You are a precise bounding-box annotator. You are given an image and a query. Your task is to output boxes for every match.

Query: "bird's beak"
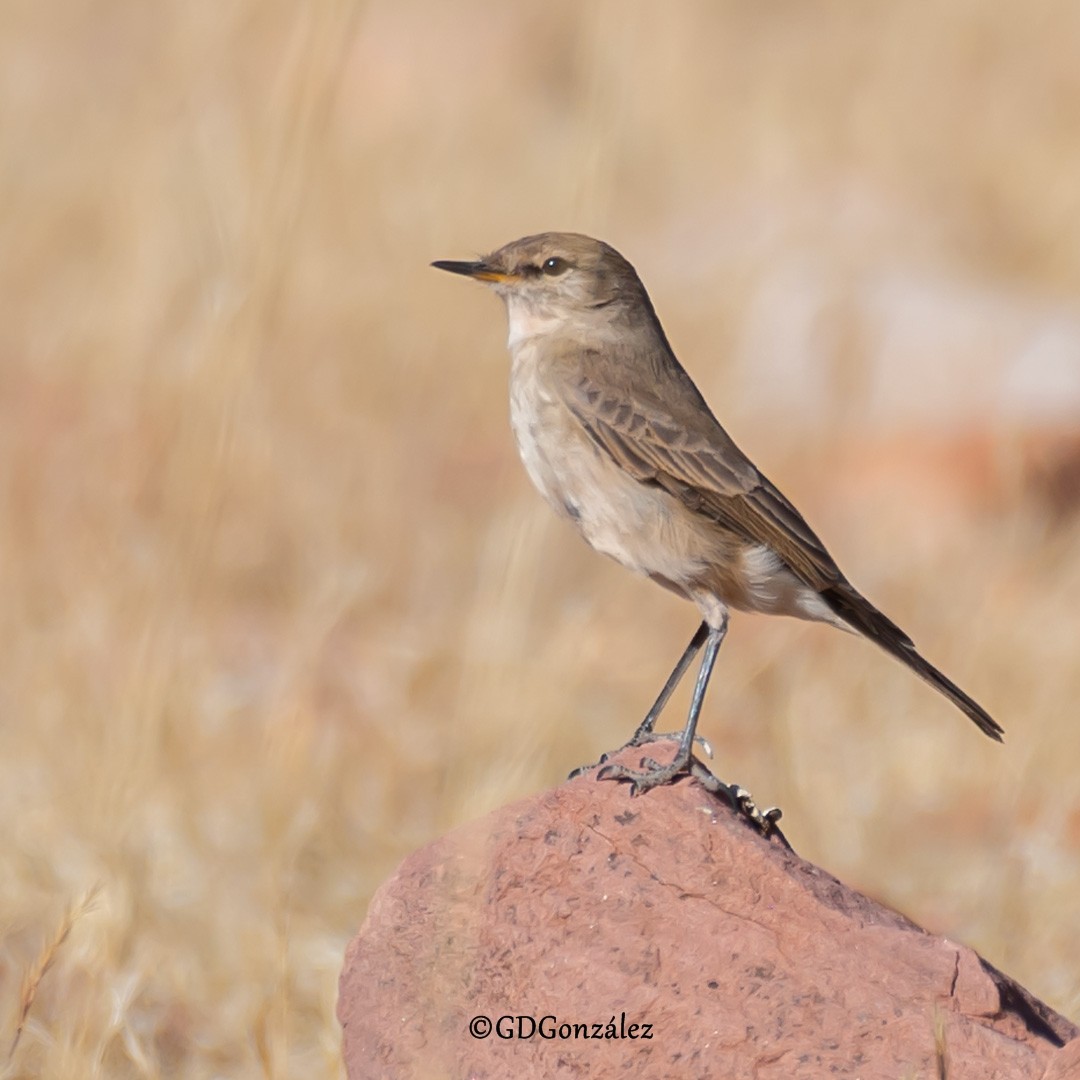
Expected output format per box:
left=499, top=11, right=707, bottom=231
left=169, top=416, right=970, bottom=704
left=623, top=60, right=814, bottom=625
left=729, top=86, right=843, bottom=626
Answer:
left=431, top=259, right=515, bottom=284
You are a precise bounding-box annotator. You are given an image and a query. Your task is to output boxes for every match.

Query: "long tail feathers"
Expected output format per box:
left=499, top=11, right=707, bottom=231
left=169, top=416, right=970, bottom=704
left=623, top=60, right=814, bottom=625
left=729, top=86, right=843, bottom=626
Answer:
left=822, top=584, right=1004, bottom=742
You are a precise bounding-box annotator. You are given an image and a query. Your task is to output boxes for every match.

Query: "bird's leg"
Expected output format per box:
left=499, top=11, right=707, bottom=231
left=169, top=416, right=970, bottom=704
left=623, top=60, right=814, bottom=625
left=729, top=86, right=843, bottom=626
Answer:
left=598, top=613, right=728, bottom=795
left=628, top=620, right=709, bottom=744
left=566, top=621, right=710, bottom=779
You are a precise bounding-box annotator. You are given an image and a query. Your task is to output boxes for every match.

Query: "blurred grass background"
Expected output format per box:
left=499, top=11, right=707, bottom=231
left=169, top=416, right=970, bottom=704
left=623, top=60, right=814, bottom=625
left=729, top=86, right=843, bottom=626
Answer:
left=1, top=1, right=1079, bottom=1075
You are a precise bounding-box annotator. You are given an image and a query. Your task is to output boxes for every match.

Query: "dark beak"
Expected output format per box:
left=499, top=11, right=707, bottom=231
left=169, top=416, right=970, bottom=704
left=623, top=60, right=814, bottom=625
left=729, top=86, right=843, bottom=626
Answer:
left=431, top=259, right=513, bottom=284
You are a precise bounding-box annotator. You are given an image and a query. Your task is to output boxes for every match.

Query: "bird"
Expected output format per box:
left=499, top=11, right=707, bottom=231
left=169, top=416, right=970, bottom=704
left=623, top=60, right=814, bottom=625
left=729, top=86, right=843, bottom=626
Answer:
left=432, top=232, right=1002, bottom=795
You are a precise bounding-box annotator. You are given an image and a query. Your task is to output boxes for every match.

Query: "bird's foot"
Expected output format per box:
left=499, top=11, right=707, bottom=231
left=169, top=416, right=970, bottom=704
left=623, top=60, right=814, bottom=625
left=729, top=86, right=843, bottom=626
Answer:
left=593, top=751, right=783, bottom=838
left=595, top=751, right=693, bottom=795
left=567, top=729, right=711, bottom=781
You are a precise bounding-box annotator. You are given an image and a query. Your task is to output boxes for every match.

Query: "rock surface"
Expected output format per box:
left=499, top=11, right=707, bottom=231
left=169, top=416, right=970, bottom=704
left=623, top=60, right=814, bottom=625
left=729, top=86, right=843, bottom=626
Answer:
left=338, top=745, right=1079, bottom=1079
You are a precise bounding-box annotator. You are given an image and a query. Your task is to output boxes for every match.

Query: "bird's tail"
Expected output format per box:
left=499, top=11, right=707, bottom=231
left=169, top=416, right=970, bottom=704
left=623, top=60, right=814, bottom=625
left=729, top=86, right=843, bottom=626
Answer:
left=822, top=583, right=1004, bottom=742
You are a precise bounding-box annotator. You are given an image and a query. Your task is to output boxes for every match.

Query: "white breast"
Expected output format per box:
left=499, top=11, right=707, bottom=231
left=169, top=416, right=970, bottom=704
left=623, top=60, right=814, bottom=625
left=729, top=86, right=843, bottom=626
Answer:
left=506, top=302, right=565, bottom=351
left=507, top=340, right=711, bottom=589
left=508, top=342, right=566, bottom=511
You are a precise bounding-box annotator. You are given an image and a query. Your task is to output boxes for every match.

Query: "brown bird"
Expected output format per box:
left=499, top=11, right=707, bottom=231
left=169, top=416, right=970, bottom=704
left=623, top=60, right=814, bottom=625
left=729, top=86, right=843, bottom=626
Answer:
left=433, top=232, right=1002, bottom=794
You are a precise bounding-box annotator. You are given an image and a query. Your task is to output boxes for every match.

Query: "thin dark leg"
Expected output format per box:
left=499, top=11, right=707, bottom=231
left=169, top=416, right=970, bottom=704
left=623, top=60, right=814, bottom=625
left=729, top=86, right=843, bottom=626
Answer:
left=567, top=620, right=710, bottom=779
left=675, top=619, right=724, bottom=759
left=629, top=620, right=709, bottom=742
left=598, top=613, right=728, bottom=795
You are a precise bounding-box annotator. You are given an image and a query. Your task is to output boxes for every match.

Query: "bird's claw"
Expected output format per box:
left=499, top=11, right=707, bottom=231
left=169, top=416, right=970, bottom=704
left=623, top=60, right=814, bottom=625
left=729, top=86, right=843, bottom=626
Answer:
left=568, top=730, right=711, bottom=780
left=594, top=755, right=783, bottom=838
left=596, top=754, right=692, bottom=796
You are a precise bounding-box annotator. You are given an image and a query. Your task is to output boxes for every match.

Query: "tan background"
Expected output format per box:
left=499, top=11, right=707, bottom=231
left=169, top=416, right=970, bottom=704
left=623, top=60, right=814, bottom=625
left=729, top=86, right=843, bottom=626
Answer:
left=1, top=2, right=1078, bottom=1076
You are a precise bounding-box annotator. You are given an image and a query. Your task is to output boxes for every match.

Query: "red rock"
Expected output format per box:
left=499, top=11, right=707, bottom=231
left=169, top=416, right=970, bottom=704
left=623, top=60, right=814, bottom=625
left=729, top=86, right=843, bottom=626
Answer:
left=338, top=745, right=1077, bottom=1079
left=1042, top=1038, right=1080, bottom=1079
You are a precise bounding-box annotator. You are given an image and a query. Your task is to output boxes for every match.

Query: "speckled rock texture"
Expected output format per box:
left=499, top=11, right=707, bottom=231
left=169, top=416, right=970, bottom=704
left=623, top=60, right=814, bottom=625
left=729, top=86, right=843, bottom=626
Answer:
left=339, top=745, right=1078, bottom=1079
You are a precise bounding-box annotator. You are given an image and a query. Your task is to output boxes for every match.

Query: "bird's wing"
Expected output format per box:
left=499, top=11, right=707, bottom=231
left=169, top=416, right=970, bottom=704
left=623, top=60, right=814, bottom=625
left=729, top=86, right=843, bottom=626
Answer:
left=559, top=362, right=845, bottom=591
left=558, top=352, right=996, bottom=733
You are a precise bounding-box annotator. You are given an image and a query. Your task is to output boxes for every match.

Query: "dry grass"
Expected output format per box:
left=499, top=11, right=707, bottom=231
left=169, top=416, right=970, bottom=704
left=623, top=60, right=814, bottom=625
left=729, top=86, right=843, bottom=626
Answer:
left=0, top=2, right=1078, bottom=1075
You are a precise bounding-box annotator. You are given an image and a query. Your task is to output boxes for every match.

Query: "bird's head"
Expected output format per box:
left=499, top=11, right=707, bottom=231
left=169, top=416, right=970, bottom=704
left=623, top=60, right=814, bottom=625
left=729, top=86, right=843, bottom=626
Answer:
left=433, top=232, right=649, bottom=345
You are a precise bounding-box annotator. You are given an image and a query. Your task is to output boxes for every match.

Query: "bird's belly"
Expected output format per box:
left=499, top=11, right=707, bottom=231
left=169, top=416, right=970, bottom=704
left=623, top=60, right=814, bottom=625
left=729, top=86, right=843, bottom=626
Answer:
left=509, top=376, right=710, bottom=588
left=507, top=366, right=837, bottom=628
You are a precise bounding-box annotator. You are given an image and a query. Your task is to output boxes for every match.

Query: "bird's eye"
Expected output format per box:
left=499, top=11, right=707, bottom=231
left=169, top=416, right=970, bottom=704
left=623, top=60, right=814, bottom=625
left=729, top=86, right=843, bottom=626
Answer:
left=542, top=256, right=570, bottom=276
